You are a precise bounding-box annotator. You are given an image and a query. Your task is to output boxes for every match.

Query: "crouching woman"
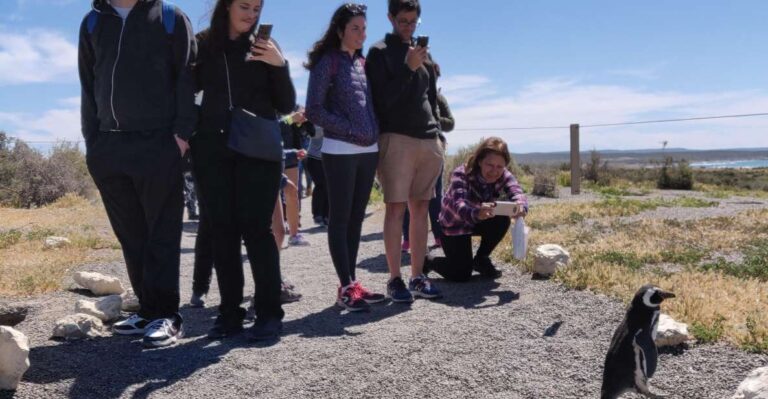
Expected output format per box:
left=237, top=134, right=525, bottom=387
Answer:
left=425, top=137, right=528, bottom=282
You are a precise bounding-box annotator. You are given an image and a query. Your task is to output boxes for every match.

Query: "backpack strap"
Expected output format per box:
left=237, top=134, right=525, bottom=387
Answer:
left=86, top=10, right=99, bottom=34
left=161, top=2, right=176, bottom=35
left=87, top=2, right=175, bottom=35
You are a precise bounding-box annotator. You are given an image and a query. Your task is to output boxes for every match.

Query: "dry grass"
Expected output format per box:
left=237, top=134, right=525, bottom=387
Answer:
left=497, top=198, right=768, bottom=352
left=0, top=194, right=120, bottom=297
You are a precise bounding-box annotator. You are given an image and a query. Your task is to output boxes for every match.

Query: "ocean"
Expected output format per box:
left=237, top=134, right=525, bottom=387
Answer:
left=690, top=159, right=768, bottom=169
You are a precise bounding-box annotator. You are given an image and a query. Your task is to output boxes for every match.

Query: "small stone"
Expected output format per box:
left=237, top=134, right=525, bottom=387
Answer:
left=121, top=290, right=140, bottom=312
left=44, top=236, right=71, bottom=249
left=655, top=314, right=691, bottom=347
left=74, top=295, right=122, bottom=322
left=72, top=271, right=124, bottom=296
left=732, top=366, right=768, bottom=399
left=0, top=304, right=28, bottom=327
left=0, top=326, right=30, bottom=391
left=533, top=244, right=571, bottom=276
left=52, top=314, right=106, bottom=340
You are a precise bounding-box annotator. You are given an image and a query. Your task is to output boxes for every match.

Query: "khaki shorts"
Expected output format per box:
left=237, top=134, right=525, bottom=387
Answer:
left=377, top=133, right=444, bottom=203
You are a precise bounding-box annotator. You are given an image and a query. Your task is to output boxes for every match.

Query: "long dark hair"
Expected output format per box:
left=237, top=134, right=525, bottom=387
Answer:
left=304, top=3, right=367, bottom=70
left=465, top=137, right=512, bottom=176
left=208, top=0, right=261, bottom=52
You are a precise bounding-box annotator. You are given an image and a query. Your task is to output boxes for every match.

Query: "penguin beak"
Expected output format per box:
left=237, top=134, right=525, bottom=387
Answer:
left=658, top=290, right=676, bottom=299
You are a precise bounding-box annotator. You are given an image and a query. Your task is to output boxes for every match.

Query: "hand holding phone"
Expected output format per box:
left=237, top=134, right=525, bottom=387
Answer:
left=416, top=35, right=429, bottom=48
left=246, top=24, right=274, bottom=61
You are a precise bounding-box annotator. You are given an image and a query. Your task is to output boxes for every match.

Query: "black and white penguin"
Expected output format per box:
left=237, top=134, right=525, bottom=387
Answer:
left=601, top=284, right=676, bottom=399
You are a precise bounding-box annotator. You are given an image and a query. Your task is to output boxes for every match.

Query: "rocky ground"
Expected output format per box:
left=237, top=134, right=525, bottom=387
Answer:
left=2, top=193, right=767, bottom=399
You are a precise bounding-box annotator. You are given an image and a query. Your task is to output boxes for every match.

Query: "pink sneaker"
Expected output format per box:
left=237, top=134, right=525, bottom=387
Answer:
left=353, top=281, right=386, bottom=304
left=401, top=240, right=410, bottom=253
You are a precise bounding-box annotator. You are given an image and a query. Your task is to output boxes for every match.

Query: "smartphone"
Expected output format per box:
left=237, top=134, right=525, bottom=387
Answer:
left=494, top=201, right=519, bottom=217
left=416, top=35, right=429, bottom=48
left=256, top=24, right=273, bottom=41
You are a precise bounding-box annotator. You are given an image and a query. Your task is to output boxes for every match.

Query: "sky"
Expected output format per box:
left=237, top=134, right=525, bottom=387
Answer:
left=1, top=0, right=768, bottom=154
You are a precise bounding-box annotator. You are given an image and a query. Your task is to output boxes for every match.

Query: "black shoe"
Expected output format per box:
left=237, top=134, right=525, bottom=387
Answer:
left=188, top=212, right=199, bottom=221
left=473, top=257, right=502, bottom=279
left=207, top=315, right=245, bottom=339
left=248, top=318, right=282, bottom=341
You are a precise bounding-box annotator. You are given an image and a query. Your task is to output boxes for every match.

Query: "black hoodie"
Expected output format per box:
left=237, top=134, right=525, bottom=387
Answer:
left=78, top=0, right=197, bottom=145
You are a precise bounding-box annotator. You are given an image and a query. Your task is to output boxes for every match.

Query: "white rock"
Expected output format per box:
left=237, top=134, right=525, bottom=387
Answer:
left=0, top=326, right=30, bottom=391
left=121, top=290, right=140, bottom=312
left=52, top=314, right=106, bottom=340
left=44, top=236, right=70, bottom=249
left=533, top=244, right=571, bottom=276
left=72, top=271, right=124, bottom=296
left=74, top=295, right=122, bottom=322
left=655, top=314, right=691, bottom=347
left=732, top=366, right=768, bottom=399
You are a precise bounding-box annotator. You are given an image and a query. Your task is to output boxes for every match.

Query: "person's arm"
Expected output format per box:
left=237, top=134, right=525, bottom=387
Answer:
left=501, top=170, right=529, bottom=213
left=78, top=17, right=98, bottom=149
left=444, top=168, right=483, bottom=224
left=262, top=39, right=296, bottom=115
left=304, top=54, right=353, bottom=135
left=437, top=93, right=455, bottom=133
left=365, top=46, right=416, bottom=117
left=170, top=8, right=197, bottom=140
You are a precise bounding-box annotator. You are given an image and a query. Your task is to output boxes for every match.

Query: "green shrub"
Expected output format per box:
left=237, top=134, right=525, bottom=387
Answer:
left=658, top=157, right=694, bottom=190
left=532, top=169, right=559, bottom=198
left=690, top=315, right=726, bottom=343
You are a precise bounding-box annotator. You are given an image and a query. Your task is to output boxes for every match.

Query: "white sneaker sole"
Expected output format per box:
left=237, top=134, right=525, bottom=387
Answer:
left=143, top=330, right=183, bottom=348
left=336, top=300, right=369, bottom=312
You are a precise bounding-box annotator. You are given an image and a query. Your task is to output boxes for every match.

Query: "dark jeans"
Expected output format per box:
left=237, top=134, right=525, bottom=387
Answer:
left=306, top=157, right=328, bottom=219
left=86, top=129, right=183, bottom=320
left=323, top=152, right=378, bottom=287
left=403, top=165, right=444, bottom=242
left=429, top=216, right=511, bottom=282
left=192, top=199, right=214, bottom=295
left=191, top=132, right=284, bottom=322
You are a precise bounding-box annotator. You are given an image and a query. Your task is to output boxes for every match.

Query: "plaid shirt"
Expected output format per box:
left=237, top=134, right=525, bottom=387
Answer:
left=439, top=165, right=528, bottom=236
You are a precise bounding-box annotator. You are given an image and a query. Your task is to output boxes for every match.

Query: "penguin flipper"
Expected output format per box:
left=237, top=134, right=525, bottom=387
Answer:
left=636, top=329, right=658, bottom=377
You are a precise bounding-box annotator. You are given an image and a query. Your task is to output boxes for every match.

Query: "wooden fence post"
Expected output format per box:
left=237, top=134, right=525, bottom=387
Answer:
left=570, top=124, right=580, bottom=195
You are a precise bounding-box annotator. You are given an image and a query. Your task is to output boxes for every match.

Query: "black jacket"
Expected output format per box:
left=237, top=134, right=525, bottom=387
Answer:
left=194, top=30, right=296, bottom=137
left=78, top=0, right=198, bottom=144
left=437, top=92, right=455, bottom=133
left=365, top=34, right=440, bottom=140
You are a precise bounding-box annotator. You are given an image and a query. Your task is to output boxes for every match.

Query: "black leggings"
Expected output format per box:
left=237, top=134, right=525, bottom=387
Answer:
left=323, top=152, right=378, bottom=287
left=192, top=132, right=284, bottom=322
left=429, top=216, right=511, bottom=282
left=306, top=157, right=328, bottom=219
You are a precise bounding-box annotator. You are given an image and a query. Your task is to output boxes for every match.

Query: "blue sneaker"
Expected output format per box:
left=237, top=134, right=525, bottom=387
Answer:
left=409, top=275, right=442, bottom=299
left=387, top=277, right=413, bottom=303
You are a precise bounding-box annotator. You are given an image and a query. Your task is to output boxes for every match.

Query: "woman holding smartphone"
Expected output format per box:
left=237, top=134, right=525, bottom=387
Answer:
left=305, top=3, right=385, bottom=312
left=424, top=137, right=528, bottom=282
left=191, top=0, right=295, bottom=340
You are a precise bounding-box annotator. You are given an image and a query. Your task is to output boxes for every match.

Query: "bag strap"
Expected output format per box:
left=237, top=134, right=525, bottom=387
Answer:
left=223, top=54, right=234, bottom=111
left=160, top=2, right=176, bottom=35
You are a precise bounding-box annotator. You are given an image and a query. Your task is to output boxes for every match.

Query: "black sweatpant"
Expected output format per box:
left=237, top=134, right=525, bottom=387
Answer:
left=429, top=216, right=511, bottom=282
left=192, top=198, right=214, bottom=296
left=86, top=129, right=183, bottom=320
left=191, top=132, right=284, bottom=322
left=306, top=157, right=328, bottom=220
left=323, top=152, right=378, bottom=287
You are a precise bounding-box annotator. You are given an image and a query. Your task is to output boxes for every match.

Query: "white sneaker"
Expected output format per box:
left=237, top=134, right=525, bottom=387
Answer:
left=143, top=316, right=183, bottom=348
left=113, top=314, right=150, bottom=335
left=288, top=234, right=310, bottom=246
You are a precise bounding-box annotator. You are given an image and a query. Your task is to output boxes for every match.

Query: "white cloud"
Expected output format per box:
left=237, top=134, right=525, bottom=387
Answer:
left=439, top=74, right=495, bottom=106
left=445, top=78, right=768, bottom=153
left=0, top=98, right=81, bottom=143
left=0, top=29, right=78, bottom=85
left=284, top=50, right=308, bottom=80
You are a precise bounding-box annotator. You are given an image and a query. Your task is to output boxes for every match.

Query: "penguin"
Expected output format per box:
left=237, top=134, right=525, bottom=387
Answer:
left=601, top=284, right=676, bottom=399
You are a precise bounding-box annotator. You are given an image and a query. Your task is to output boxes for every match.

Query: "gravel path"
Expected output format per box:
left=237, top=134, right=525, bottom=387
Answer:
left=3, top=196, right=766, bottom=399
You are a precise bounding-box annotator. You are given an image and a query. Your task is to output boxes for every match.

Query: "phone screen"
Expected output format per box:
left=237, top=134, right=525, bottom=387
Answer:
left=416, top=35, right=429, bottom=48
left=257, top=24, right=273, bottom=41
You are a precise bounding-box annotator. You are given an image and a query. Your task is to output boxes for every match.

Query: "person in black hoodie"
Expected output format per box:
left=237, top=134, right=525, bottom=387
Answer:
left=192, top=0, right=296, bottom=341
left=78, top=0, right=197, bottom=348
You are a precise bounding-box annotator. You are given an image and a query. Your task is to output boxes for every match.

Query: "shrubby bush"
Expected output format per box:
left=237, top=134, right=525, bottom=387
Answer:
left=532, top=169, right=559, bottom=198
left=657, top=157, right=693, bottom=190
left=0, top=132, right=94, bottom=208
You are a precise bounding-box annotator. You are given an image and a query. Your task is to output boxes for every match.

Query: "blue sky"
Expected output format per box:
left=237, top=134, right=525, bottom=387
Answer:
left=1, top=0, right=768, bottom=153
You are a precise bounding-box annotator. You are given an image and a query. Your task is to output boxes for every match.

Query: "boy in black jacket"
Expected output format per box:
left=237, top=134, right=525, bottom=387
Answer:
left=366, top=0, right=444, bottom=303
left=78, top=0, right=197, bottom=348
